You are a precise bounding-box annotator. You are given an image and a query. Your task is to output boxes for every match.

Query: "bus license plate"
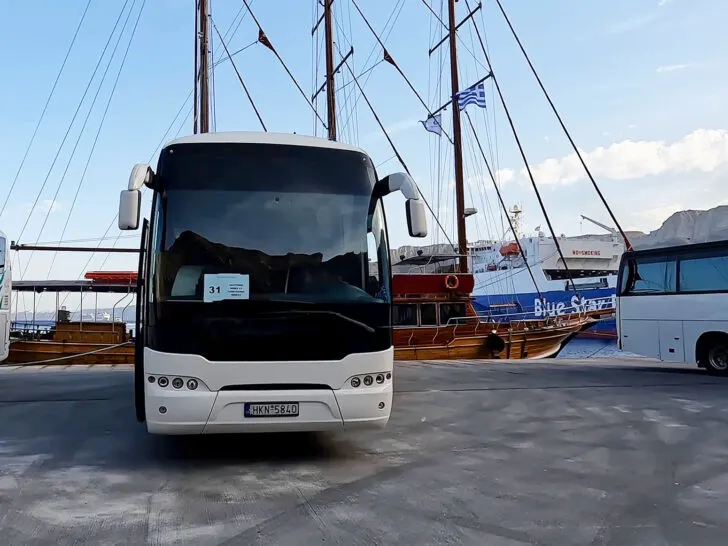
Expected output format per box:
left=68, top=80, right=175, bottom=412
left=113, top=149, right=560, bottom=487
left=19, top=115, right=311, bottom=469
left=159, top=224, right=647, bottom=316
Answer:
left=244, top=402, right=299, bottom=418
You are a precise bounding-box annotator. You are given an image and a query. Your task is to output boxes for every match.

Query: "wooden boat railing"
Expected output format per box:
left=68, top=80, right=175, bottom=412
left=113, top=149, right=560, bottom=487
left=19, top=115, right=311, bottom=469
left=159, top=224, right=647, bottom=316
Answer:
left=396, top=307, right=600, bottom=350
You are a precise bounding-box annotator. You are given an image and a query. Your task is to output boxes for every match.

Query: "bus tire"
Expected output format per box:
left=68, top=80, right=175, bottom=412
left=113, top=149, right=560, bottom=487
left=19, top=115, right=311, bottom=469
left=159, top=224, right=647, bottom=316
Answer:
left=697, top=333, right=728, bottom=376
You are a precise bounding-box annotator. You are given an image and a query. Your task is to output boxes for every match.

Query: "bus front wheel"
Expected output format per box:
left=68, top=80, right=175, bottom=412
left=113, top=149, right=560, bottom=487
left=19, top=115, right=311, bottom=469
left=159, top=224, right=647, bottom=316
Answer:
left=697, top=333, right=728, bottom=376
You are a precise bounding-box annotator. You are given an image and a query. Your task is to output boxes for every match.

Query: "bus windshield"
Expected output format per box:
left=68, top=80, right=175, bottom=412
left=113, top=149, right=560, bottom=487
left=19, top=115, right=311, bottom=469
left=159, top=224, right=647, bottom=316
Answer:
left=153, top=142, right=390, bottom=305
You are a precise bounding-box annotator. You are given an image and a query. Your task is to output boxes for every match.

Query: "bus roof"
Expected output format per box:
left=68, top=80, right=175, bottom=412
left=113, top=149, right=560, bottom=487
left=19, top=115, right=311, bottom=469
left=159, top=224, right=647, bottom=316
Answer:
left=163, top=131, right=368, bottom=155
left=623, top=238, right=728, bottom=259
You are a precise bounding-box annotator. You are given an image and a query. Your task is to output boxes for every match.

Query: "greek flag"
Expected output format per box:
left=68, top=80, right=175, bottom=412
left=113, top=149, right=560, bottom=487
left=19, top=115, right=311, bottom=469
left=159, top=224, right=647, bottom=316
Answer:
left=456, top=82, right=486, bottom=111
left=420, top=113, right=443, bottom=136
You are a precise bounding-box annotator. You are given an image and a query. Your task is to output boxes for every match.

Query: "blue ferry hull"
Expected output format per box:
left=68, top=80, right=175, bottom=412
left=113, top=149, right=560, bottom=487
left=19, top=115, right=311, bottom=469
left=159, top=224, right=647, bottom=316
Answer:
left=471, top=286, right=617, bottom=339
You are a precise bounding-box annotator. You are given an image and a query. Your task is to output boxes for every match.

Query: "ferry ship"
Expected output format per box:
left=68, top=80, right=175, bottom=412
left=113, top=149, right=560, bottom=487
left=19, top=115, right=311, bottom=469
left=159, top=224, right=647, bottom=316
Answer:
left=392, top=209, right=625, bottom=339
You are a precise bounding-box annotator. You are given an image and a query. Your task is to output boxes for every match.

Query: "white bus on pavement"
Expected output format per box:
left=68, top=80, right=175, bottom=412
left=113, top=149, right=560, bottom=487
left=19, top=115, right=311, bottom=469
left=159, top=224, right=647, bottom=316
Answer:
left=617, top=239, right=728, bottom=375
left=118, top=131, right=428, bottom=434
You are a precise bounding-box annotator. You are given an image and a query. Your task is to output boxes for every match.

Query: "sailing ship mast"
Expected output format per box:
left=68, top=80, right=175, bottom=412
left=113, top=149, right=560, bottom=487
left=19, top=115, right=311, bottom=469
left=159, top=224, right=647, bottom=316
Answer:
left=195, top=0, right=211, bottom=134
left=323, top=0, right=337, bottom=141
left=447, top=0, right=468, bottom=274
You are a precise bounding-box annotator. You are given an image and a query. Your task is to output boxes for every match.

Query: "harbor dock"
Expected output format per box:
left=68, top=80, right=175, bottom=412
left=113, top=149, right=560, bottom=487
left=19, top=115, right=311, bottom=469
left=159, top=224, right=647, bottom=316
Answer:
left=0, top=357, right=726, bottom=545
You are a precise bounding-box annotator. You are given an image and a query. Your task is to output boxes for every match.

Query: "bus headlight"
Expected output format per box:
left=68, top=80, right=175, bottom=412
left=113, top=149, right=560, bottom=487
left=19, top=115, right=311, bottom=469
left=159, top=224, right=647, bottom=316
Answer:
left=158, top=377, right=169, bottom=387
left=172, top=378, right=184, bottom=389
left=187, top=379, right=198, bottom=390
left=351, top=377, right=361, bottom=387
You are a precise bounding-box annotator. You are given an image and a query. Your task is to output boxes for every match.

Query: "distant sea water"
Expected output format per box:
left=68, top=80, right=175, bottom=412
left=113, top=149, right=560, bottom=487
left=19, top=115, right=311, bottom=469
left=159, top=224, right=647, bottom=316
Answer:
left=558, top=338, right=646, bottom=360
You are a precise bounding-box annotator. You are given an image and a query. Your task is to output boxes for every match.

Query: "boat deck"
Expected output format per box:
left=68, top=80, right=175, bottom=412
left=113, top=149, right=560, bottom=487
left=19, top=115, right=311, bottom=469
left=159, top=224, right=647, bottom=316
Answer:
left=0, top=359, right=727, bottom=545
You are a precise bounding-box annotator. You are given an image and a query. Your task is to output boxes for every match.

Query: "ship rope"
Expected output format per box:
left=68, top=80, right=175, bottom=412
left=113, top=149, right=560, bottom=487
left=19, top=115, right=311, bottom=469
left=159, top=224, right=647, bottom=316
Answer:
left=59, top=2, right=256, bottom=315
left=14, top=0, right=143, bottom=317
left=210, top=19, right=267, bottom=131
left=0, top=0, right=94, bottom=221
left=492, top=0, right=632, bottom=251
left=16, top=0, right=138, bottom=253
left=43, top=0, right=148, bottom=281
left=242, top=0, right=327, bottom=131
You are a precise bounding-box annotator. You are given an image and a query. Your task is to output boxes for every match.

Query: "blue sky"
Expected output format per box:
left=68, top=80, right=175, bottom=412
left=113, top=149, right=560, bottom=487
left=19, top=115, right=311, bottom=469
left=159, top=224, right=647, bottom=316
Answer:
left=1, top=0, right=727, bottom=310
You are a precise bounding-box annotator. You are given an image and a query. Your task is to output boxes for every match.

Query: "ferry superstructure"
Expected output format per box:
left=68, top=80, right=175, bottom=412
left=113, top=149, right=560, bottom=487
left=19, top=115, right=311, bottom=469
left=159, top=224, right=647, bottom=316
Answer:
left=469, top=230, right=623, bottom=338
left=392, top=214, right=625, bottom=339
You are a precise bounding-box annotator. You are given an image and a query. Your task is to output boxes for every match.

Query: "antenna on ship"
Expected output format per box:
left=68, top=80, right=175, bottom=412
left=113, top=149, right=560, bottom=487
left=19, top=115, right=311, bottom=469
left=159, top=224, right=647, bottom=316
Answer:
left=509, top=205, right=522, bottom=239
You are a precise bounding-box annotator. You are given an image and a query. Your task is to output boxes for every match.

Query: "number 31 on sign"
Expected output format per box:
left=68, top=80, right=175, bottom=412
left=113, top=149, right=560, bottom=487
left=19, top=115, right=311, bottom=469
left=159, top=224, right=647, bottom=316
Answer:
left=203, top=274, right=250, bottom=302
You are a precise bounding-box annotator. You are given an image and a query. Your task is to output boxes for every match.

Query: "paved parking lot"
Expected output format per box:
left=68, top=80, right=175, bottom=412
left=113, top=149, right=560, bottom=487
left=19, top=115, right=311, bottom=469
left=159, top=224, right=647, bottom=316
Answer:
left=0, top=359, right=727, bottom=545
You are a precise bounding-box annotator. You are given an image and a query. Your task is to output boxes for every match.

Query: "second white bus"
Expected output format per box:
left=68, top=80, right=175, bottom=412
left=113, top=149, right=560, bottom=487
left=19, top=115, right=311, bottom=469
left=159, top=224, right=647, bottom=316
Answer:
left=616, top=239, right=728, bottom=375
left=0, top=231, right=10, bottom=362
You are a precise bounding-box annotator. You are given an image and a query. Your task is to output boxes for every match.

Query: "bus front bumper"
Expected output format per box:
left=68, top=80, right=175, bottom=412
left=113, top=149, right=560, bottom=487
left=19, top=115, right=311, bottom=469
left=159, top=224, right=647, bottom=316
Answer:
left=144, top=385, right=392, bottom=434
left=142, top=347, right=394, bottom=435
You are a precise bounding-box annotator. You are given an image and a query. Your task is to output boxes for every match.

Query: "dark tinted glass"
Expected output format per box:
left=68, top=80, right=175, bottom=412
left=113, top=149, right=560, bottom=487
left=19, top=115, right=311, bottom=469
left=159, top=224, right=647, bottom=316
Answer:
left=679, top=254, right=728, bottom=292
left=420, top=303, right=438, bottom=325
left=153, top=142, right=389, bottom=304
left=440, top=303, right=467, bottom=325
left=393, top=304, right=417, bottom=326
left=621, top=257, right=676, bottom=295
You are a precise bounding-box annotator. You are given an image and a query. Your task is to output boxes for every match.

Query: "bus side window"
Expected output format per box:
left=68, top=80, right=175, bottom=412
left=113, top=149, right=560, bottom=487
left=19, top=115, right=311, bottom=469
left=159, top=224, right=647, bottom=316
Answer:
left=679, top=254, right=728, bottom=292
left=627, top=258, right=676, bottom=294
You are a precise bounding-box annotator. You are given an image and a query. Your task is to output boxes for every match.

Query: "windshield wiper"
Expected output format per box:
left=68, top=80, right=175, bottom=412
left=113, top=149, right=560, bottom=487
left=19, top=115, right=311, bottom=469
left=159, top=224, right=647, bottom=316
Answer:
left=258, top=310, right=375, bottom=333
left=250, top=297, right=314, bottom=304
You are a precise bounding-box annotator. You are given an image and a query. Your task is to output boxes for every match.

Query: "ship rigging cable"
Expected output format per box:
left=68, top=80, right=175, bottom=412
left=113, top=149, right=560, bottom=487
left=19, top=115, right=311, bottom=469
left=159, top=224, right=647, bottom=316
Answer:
left=465, top=111, right=542, bottom=299
left=0, top=0, right=93, bottom=220
left=210, top=19, right=267, bottom=131
left=451, top=0, right=577, bottom=291
left=14, top=0, right=138, bottom=316
left=15, top=0, right=135, bottom=247
left=492, top=0, right=632, bottom=251
left=336, top=43, right=455, bottom=249
left=28, top=0, right=146, bottom=281
left=73, top=7, right=255, bottom=282
left=330, top=0, right=407, bottom=137
left=242, top=0, right=328, bottom=130
left=46, top=0, right=148, bottom=280
left=63, top=3, right=258, bottom=313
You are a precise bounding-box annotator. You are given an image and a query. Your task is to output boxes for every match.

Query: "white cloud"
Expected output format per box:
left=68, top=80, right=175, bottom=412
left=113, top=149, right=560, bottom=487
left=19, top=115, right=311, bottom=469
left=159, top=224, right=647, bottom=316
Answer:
left=656, top=63, right=691, bottom=73
left=604, top=14, right=656, bottom=35
left=506, top=128, right=728, bottom=186
left=658, top=0, right=673, bottom=6
left=39, top=199, right=61, bottom=213
left=20, top=199, right=62, bottom=216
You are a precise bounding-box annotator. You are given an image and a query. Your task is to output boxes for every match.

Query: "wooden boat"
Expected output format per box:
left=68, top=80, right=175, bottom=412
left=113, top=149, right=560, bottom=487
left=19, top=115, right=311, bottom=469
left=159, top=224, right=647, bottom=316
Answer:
left=9, top=321, right=134, bottom=365
left=7, top=271, right=136, bottom=365
left=392, top=265, right=605, bottom=361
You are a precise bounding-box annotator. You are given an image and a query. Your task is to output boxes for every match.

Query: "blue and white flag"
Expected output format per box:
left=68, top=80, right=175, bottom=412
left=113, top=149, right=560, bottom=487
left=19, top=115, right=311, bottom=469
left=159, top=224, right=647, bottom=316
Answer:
left=420, top=113, right=443, bottom=136
left=456, top=82, right=486, bottom=111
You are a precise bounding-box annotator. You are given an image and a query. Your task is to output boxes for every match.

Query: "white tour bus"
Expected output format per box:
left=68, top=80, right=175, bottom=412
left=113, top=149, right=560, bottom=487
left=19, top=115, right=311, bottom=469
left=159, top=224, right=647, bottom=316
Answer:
left=118, top=132, right=428, bottom=434
left=0, top=231, right=10, bottom=362
left=617, top=240, right=728, bottom=375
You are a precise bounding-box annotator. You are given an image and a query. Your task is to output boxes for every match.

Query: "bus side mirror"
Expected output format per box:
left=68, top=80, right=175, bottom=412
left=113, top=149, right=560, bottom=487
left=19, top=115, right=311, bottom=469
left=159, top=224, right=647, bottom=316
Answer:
left=377, top=172, right=428, bottom=238
left=406, top=199, right=427, bottom=238
left=119, top=189, right=141, bottom=230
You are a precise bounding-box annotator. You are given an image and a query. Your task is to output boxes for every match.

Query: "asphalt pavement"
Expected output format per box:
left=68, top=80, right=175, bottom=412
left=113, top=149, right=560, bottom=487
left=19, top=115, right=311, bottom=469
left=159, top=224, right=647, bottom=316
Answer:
left=0, top=358, right=727, bottom=545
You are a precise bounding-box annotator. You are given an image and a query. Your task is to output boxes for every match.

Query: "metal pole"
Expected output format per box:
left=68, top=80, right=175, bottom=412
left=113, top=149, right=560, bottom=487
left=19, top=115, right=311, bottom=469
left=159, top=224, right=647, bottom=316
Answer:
left=447, top=0, right=468, bottom=273
left=324, top=0, right=337, bottom=140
